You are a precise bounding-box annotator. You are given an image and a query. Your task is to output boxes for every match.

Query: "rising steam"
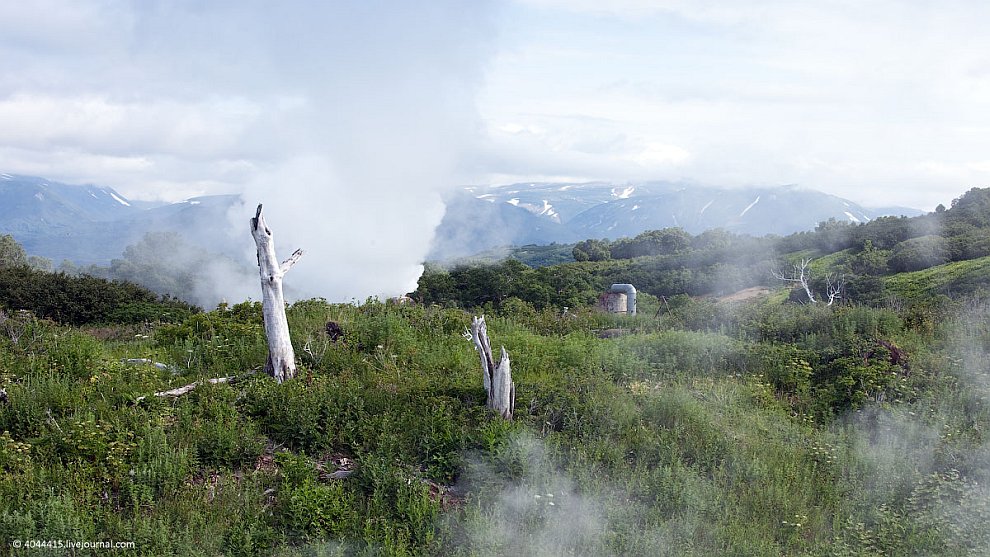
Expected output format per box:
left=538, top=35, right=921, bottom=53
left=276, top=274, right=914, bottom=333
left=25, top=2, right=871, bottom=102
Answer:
left=229, top=3, right=499, bottom=302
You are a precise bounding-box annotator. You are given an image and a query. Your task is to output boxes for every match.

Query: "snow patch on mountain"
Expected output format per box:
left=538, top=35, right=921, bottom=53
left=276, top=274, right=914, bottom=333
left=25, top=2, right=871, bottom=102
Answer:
left=109, top=192, right=131, bottom=207
left=612, top=186, right=635, bottom=199
left=739, top=196, right=760, bottom=217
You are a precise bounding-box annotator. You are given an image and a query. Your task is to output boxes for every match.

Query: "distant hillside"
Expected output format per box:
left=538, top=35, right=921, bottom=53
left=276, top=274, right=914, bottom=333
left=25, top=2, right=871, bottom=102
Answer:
left=430, top=182, right=923, bottom=259
left=1, top=174, right=923, bottom=266
left=0, top=174, right=241, bottom=264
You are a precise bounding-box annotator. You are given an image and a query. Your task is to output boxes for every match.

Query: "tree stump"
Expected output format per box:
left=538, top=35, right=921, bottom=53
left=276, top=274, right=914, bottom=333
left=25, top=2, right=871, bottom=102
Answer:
left=251, top=204, right=303, bottom=383
left=468, top=316, right=514, bottom=419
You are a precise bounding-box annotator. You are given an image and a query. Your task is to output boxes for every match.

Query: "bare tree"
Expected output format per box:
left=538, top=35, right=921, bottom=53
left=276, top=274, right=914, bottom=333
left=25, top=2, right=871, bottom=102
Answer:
left=772, top=258, right=817, bottom=303
left=465, top=316, right=514, bottom=419
left=772, top=258, right=845, bottom=306
left=824, top=272, right=845, bottom=306
left=251, top=204, right=303, bottom=383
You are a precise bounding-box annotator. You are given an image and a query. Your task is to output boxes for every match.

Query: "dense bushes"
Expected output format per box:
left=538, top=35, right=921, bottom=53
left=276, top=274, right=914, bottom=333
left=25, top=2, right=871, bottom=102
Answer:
left=0, top=266, right=197, bottom=325
left=412, top=259, right=601, bottom=310
left=1, top=291, right=988, bottom=555
left=888, top=235, right=950, bottom=272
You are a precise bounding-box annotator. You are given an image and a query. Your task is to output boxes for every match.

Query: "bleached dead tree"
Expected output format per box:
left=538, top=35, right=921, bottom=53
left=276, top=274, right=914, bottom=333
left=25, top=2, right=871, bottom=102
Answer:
left=824, top=273, right=845, bottom=306
left=466, top=316, right=514, bottom=419
left=251, top=204, right=303, bottom=383
left=772, top=258, right=845, bottom=306
left=772, top=258, right=817, bottom=303
left=133, top=377, right=233, bottom=403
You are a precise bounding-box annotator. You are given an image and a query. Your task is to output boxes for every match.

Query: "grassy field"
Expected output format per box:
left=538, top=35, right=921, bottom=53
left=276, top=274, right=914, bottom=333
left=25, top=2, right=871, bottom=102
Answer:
left=2, top=294, right=989, bottom=556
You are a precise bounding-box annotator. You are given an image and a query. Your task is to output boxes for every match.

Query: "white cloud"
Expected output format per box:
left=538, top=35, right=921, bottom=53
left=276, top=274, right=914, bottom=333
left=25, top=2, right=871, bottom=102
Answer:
left=486, top=0, right=990, bottom=210
left=0, top=94, right=278, bottom=160
left=0, top=1, right=499, bottom=301
left=626, top=142, right=691, bottom=167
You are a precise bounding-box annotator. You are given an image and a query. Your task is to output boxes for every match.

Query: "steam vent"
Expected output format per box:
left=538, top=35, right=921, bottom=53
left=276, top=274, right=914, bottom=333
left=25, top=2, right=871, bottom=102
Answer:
left=599, top=283, right=637, bottom=315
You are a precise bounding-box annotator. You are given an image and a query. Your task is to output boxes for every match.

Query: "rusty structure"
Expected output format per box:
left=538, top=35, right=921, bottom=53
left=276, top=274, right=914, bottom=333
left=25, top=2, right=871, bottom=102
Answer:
left=598, top=283, right=637, bottom=316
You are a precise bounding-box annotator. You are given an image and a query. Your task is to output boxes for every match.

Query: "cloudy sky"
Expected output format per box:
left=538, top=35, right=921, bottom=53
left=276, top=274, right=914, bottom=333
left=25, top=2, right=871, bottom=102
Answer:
left=1, top=1, right=989, bottom=296
left=478, top=0, right=990, bottom=210
left=2, top=0, right=989, bottom=211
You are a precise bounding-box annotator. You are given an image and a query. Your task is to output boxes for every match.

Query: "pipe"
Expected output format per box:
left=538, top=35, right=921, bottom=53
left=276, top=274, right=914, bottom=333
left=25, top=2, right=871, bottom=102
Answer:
left=609, top=283, right=637, bottom=316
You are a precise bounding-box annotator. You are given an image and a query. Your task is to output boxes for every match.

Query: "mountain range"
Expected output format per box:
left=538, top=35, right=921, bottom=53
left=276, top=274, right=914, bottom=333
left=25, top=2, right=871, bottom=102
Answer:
left=428, top=181, right=922, bottom=259
left=0, top=174, right=924, bottom=265
left=0, top=174, right=241, bottom=264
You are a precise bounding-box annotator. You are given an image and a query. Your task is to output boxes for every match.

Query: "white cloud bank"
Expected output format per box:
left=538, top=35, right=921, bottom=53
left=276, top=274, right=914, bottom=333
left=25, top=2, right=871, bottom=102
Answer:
left=0, top=1, right=498, bottom=300
left=480, top=0, right=990, bottom=209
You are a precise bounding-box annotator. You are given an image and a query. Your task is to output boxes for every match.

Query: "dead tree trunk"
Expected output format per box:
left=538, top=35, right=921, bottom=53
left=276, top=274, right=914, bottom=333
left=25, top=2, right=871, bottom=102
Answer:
left=251, top=204, right=303, bottom=383
left=468, top=316, right=514, bottom=419
left=772, top=258, right=846, bottom=306
left=772, top=258, right=817, bottom=303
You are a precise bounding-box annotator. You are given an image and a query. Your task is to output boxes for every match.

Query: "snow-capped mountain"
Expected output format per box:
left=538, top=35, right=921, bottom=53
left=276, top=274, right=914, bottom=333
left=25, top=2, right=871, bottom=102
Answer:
left=430, top=182, right=923, bottom=259
left=0, top=173, right=137, bottom=232
left=1, top=174, right=924, bottom=265
left=0, top=174, right=240, bottom=264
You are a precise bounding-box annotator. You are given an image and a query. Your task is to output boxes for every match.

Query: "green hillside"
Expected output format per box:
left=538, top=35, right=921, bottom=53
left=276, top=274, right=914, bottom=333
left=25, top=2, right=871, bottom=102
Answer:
left=884, top=255, right=990, bottom=300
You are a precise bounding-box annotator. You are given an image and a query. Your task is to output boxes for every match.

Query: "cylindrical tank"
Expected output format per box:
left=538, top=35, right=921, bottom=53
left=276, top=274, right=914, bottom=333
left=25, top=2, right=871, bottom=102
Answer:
left=609, top=284, right=637, bottom=315
left=601, top=292, right=628, bottom=314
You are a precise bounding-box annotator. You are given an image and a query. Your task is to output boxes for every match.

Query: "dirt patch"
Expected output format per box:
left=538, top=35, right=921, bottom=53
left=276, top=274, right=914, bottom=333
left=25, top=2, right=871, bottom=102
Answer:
left=718, top=286, right=772, bottom=303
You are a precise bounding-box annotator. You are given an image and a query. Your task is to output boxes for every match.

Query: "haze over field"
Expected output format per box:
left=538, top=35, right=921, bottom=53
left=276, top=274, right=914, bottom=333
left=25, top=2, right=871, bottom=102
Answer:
left=1, top=1, right=989, bottom=299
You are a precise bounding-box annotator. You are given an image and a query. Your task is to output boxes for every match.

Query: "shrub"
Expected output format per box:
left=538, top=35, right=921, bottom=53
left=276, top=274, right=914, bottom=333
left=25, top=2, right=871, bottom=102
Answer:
left=0, top=266, right=197, bottom=325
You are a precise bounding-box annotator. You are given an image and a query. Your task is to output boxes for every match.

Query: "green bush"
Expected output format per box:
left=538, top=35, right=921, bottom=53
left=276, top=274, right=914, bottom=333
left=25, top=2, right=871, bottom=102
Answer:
left=0, top=266, right=197, bottom=325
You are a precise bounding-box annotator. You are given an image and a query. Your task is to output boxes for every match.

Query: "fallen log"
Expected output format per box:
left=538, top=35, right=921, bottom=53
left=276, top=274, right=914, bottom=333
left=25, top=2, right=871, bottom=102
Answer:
left=133, top=377, right=234, bottom=403
left=121, top=358, right=175, bottom=372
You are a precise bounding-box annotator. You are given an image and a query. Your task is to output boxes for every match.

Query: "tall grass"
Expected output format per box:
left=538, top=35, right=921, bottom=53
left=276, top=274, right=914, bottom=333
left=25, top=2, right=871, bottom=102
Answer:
left=0, top=297, right=986, bottom=555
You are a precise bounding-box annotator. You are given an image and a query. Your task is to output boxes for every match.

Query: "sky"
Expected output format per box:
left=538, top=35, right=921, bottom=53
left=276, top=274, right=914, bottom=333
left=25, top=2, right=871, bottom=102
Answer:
left=1, top=0, right=989, bottom=297
left=477, top=0, right=990, bottom=210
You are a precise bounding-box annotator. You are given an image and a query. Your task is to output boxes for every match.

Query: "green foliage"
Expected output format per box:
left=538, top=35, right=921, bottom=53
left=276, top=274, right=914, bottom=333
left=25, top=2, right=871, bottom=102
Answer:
left=107, top=231, right=248, bottom=304
left=0, top=266, right=197, bottom=325
left=274, top=452, right=360, bottom=539
left=888, top=235, right=950, bottom=272
left=155, top=301, right=266, bottom=375
left=572, top=238, right=611, bottom=262
left=885, top=256, right=990, bottom=301
left=413, top=259, right=600, bottom=310
left=0, top=234, right=28, bottom=269
left=850, top=240, right=889, bottom=275
left=0, top=430, right=32, bottom=473
left=609, top=227, right=693, bottom=259
left=8, top=185, right=990, bottom=555
left=177, top=384, right=265, bottom=467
